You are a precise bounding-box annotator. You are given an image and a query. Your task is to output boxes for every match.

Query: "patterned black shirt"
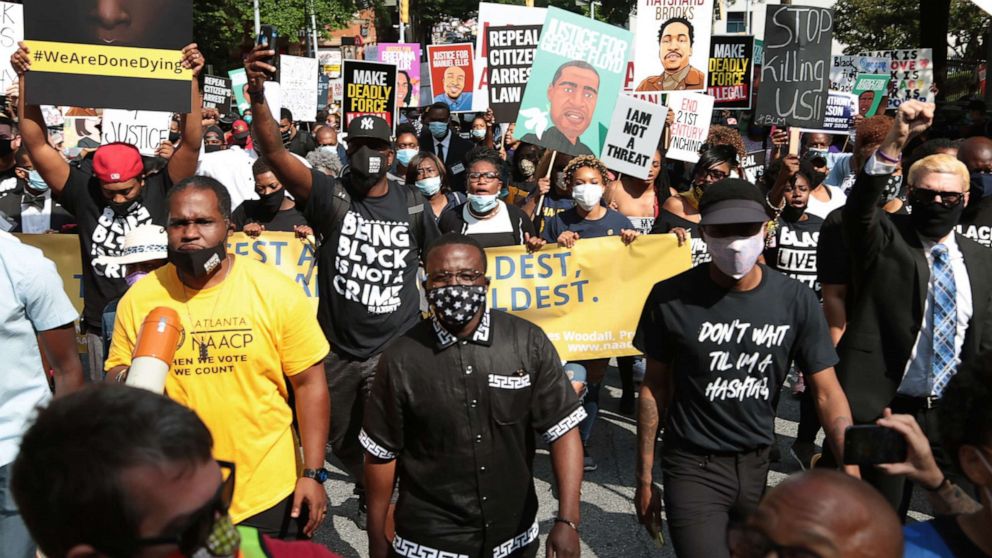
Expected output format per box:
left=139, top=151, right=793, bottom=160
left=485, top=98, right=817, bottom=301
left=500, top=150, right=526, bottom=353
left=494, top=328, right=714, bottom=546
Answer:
left=362, top=309, right=585, bottom=558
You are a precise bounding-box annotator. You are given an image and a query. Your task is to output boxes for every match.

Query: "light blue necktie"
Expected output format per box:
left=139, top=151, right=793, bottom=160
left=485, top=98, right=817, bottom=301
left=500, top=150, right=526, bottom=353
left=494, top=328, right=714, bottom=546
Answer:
left=931, top=244, right=956, bottom=396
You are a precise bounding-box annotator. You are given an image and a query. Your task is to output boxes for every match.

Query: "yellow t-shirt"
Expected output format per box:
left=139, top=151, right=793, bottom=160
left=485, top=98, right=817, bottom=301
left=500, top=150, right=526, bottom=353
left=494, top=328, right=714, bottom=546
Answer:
left=106, top=256, right=330, bottom=523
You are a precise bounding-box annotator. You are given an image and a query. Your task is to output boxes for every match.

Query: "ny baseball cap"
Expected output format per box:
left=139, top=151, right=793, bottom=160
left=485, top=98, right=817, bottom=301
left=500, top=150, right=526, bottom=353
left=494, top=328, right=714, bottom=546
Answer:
left=699, top=178, right=770, bottom=226
left=93, top=224, right=167, bottom=266
left=347, top=115, right=391, bottom=143
left=231, top=119, right=250, bottom=140
left=92, top=143, right=144, bottom=184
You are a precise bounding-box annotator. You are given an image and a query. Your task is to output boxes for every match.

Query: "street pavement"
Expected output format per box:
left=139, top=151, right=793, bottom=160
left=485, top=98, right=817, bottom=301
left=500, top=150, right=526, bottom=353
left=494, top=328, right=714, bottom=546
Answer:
left=314, top=370, right=932, bottom=557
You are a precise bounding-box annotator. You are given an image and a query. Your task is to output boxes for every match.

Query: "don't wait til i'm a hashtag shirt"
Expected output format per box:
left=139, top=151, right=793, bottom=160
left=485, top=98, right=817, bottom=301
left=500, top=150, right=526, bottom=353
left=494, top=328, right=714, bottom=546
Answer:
left=106, top=257, right=329, bottom=522
left=633, top=264, right=837, bottom=452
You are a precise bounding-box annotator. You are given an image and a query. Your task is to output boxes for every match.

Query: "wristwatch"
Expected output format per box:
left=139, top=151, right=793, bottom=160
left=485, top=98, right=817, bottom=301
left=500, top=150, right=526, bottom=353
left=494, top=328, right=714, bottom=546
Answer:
left=302, top=468, right=331, bottom=484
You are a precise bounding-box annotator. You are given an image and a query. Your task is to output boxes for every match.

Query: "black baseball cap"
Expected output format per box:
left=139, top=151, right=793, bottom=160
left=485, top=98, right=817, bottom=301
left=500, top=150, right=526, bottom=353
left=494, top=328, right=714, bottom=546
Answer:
left=699, top=178, right=771, bottom=225
left=347, top=115, right=391, bottom=143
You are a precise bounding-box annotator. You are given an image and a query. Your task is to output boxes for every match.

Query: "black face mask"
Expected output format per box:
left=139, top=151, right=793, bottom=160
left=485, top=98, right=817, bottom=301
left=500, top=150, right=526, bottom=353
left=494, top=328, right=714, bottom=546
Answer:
left=781, top=205, right=805, bottom=222
left=204, top=144, right=225, bottom=153
left=0, top=138, right=13, bottom=156
left=168, top=131, right=181, bottom=143
left=168, top=243, right=227, bottom=278
left=257, top=187, right=285, bottom=214
left=910, top=200, right=965, bottom=239
left=345, top=145, right=388, bottom=197
left=969, top=172, right=992, bottom=200
left=108, top=196, right=142, bottom=218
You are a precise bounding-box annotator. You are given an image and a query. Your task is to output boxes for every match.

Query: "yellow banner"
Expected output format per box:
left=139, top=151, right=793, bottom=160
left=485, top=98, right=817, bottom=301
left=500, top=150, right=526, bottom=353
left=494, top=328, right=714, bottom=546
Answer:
left=486, top=235, right=691, bottom=361
left=24, top=40, right=191, bottom=81
left=15, top=232, right=317, bottom=313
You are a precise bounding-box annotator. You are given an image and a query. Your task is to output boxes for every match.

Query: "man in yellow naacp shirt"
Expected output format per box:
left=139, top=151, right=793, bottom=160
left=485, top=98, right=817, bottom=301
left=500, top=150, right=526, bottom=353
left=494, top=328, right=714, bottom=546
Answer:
left=106, top=176, right=331, bottom=540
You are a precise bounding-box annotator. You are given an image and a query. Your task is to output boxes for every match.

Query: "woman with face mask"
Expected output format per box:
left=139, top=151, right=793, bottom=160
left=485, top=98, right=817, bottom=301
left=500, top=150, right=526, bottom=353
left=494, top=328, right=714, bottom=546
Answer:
left=529, top=155, right=638, bottom=471
left=505, top=143, right=544, bottom=206
left=438, top=147, right=535, bottom=248
left=405, top=152, right=464, bottom=221
left=469, top=113, right=494, bottom=149
left=519, top=150, right=576, bottom=234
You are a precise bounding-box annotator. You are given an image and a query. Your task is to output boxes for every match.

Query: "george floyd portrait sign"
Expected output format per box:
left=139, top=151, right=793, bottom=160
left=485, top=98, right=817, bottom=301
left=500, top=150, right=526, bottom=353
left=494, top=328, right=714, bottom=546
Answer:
left=23, top=0, right=193, bottom=112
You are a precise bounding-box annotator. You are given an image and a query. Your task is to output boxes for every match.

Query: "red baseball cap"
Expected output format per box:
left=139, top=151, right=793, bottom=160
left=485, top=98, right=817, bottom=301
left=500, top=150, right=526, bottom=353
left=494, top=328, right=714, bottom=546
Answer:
left=92, top=143, right=144, bottom=184
left=232, top=119, right=250, bottom=140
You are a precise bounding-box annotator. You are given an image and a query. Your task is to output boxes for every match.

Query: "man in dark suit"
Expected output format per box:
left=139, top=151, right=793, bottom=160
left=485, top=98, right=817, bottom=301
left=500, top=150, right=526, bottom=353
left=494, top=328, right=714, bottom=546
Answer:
left=839, top=100, right=992, bottom=515
left=419, top=102, right=474, bottom=192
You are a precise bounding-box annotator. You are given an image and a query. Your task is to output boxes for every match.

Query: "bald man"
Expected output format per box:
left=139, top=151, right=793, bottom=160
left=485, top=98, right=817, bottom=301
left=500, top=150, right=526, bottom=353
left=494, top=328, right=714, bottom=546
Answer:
left=733, top=470, right=903, bottom=558
left=314, top=125, right=348, bottom=167
left=957, top=136, right=992, bottom=248
left=433, top=66, right=473, bottom=111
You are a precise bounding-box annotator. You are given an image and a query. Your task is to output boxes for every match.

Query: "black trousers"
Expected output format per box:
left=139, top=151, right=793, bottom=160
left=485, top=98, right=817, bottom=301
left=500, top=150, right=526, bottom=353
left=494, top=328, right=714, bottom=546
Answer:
left=239, top=493, right=310, bottom=540
left=661, top=440, right=771, bottom=558
left=325, top=351, right=381, bottom=496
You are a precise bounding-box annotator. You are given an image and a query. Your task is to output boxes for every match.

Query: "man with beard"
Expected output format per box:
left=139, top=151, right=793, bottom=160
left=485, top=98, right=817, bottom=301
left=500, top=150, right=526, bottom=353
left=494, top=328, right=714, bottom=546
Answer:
left=635, top=17, right=705, bottom=92
left=518, top=61, right=598, bottom=157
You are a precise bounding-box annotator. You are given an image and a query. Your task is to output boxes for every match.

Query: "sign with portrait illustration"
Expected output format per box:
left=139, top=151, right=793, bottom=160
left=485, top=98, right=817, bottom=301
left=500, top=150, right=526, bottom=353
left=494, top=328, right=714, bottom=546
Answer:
left=378, top=43, right=420, bottom=108
left=632, top=0, right=714, bottom=94
left=426, top=43, right=475, bottom=113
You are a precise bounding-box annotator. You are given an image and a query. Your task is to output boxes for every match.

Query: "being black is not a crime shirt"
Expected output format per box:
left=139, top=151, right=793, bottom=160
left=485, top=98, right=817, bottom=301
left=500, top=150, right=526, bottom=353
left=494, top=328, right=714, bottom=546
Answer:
left=633, top=265, right=837, bottom=452
left=362, top=309, right=585, bottom=557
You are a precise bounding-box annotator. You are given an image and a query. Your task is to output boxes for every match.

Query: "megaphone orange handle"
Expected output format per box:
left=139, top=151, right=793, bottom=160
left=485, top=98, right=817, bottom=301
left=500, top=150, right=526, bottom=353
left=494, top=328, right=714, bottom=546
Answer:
left=133, top=306, right=183, bottom=362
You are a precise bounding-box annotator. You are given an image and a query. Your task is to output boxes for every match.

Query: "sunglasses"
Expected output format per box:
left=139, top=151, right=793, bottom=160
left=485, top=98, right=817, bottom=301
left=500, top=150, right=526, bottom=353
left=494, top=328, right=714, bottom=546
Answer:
left=910, top=187, right=964, bottom=208
left=122, top=460, right=238, bottom=557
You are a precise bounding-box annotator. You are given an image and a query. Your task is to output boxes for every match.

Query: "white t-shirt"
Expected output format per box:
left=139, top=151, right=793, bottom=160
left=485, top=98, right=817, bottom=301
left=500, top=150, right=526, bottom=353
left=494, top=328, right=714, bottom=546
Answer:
left=196, top=146, right=258, bottom=210
left=805, top=185, right=847, bottom=219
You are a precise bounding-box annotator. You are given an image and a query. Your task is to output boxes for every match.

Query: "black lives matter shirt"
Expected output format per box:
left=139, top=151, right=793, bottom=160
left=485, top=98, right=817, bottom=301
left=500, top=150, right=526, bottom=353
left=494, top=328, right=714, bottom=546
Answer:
left=651, top=210, right=710, bottom=267
left=957, top=196, right=992, bottom=249
left=58, top=166, right=170, bottom=331
left=765, top=214, right=824, bottom=300
left=303, top=170, right=422, bottom=360
left=633, top=265, right=837, bottom=452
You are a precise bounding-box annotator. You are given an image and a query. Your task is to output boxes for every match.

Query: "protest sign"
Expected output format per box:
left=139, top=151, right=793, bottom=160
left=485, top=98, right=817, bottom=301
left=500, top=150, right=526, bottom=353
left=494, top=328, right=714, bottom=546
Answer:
left=378, top=43, right=421, bottom=108
left=742, top=150, right=767, bottom=183
left=754, top=5, right=834, bottom=128
left=707, top=35, right=754, bottom=110
left=514, top=7, right=632, bottom=158
left=473, top=2, right=547, bottom=113
left=16, top=232, right=319, bottom=316
left=101, top=109, right=171, bottom=156
left=342, top=60, right=397, bottom=128
left=829, top=55, right=889, bottom=92
left=279, top=55, right=319, bottom=122
left=317, top=74, right=330, bottom=108
left=62, top=116, right=100, bottom=148
left=665, top=91, right=713, bottom=164
left=329, top=78, right=344, bottom=105
left=633, top=0, right=713, bottom=93
left=601, top=95, right=667, bottom=179
left=318, top=49, right=342, bottom=79
left=24, top=0, right=192, bottom=112
left=426, top=43, right=475, bottom=113
left=486, top=235, right=690, bottom=360
left=0, top=2, right=22, bottom=93
left=202, top=75, right=232, bottom=110
left=820, top=90, right=858, bottom=131
left=486, top=25, right=541, bottom=123
left=852, top=73, right=890, bottom=117
left=229, top=68, right=249, bottom=114
left=866, top=48, right=933, bottom=108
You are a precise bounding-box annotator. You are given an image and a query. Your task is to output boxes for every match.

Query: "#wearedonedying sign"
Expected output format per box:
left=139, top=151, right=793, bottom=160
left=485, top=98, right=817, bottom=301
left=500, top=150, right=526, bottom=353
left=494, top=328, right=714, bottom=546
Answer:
left=633, top=0, right=714, bottom=93
left=754, top=5, right=833, bottom=128
left=24, top=0, right=193, bottom=112
left=514, top=7, right=631, bottom=158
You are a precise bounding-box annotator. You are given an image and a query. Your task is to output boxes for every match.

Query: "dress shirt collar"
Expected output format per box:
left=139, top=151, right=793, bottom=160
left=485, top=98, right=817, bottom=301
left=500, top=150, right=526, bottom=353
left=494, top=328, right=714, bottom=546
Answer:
left=431, top=308, right=492, bottom=349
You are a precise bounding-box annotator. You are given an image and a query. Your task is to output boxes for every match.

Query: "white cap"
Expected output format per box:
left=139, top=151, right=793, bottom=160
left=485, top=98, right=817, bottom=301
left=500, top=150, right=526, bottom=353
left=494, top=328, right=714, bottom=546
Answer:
left=94, top=224, right=168, bottom=266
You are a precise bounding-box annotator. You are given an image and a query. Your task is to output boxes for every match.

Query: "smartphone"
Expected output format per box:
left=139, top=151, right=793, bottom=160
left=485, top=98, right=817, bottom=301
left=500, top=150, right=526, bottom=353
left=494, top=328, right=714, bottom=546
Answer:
left=257, top=25, right=279, bottom=79
left=843, top=425, right=908, bottom=465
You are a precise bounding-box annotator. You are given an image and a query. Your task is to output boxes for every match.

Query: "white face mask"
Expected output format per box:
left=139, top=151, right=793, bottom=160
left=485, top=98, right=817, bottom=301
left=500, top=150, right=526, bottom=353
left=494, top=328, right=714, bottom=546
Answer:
left=572, top=183, right=603, bottom=211
left=703, top=229, right=766, bottom=280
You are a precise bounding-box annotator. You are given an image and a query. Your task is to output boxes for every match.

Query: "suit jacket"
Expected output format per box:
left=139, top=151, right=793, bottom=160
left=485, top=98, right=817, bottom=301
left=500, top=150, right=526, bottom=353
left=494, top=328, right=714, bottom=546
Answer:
left=0, top=184, right=75, bottom=233
left=419, top=130, right=474, bottom=192
left=634, top=66, right=706, bottom=92
left=838, top=170, right=992, bottom=423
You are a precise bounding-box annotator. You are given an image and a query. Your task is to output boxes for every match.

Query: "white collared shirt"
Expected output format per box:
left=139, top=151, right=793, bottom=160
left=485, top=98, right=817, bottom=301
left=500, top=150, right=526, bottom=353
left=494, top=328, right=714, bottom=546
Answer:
left=435, top=131, right=452, bottom=163
left=20, top=190, right=52, bottom=234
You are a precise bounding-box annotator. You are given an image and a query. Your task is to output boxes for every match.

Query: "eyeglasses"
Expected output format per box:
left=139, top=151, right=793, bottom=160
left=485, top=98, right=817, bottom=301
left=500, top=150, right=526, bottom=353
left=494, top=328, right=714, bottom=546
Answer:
left=728, top=524, right=823, bottom=558
left=703, top=168, right=730, bottom=182
left=468, top=172, right=500, bottom=182
left=910, top=187, right=964, bottom=208
left=126, top=460, right=238, bottom=557
left=429, top=270, right=485, bottom=285
left=416, top=165, right=440, bottom=178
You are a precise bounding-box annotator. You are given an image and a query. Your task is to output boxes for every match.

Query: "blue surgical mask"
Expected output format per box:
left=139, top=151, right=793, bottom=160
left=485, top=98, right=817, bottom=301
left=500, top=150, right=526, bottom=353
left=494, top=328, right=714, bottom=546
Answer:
left=396, top=148, right=418, bottom=166
left=471, top=128, right=486, bottom=140
left=26, top=170, right=49, bottom=192
left=468, top=193, right=498, bottom=213
left=415, top=176, right=442, bottom=197
left=429, top=122, right=449, bottom=139
left=244, top=114, right=253, bottom=124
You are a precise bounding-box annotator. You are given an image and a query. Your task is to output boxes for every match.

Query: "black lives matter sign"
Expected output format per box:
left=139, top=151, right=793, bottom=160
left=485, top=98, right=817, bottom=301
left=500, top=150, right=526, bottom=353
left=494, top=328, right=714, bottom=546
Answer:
left=486, top=25, right=540, bottom=123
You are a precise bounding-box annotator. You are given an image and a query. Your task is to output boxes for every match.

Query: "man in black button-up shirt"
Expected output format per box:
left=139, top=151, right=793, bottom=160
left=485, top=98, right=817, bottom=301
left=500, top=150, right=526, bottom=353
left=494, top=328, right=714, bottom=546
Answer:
left=363, top=233, right=585, bottom=558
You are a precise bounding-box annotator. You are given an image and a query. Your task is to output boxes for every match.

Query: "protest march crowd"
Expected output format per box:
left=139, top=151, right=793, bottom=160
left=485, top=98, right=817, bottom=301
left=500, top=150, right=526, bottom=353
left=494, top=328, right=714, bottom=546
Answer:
left=6, top=1, right=992, bottom=558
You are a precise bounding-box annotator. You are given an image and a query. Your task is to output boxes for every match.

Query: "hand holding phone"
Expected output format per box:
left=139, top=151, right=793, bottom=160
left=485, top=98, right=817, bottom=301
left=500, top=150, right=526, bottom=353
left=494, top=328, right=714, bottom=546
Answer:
left=843, top=425, right=909, bottom=466
left=257, top=25, right=279, bottom=79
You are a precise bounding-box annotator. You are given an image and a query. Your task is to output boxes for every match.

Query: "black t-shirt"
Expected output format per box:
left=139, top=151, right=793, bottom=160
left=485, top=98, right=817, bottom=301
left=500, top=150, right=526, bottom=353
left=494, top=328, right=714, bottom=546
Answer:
left=651, top=210, right=710, bottom=267
left=438, top=201, right=535, bottom=248
left=286, top=130, right=317, bottom=158
left=957, top=196, right=992, bottom=249
left=58, top=166, right=170, bottom=331
left=816, top=208, right=847, bottom=286
left=633, top=264, right=838, bottom=452
left=542, top=207, right=633, bottom=243
left=302, top=170, right=424, bottom=359
left=231, top=201, right=308, bottom=232
left=765, top=214, right=824, bottom=300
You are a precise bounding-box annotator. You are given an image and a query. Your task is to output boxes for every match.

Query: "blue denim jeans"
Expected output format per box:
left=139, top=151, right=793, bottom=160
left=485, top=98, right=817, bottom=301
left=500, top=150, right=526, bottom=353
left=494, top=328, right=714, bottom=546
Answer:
left=0, top=462, right=35, bottom=558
